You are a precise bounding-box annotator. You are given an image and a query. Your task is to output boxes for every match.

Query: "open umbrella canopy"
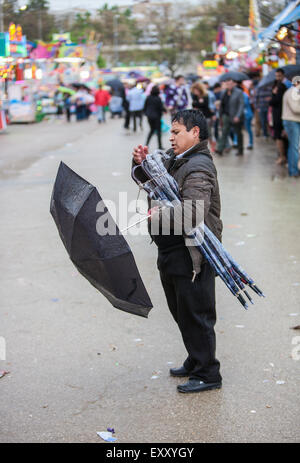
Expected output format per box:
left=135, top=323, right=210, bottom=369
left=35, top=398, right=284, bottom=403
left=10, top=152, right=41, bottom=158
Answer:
left=50, top=162, right=153, bottom=318
left=71, top=83, right=91, bottom=92
left=257, top=64, right=300, bottom=88
left=219, top=71, right=249, bottom=82
left=57, top=86, right=76, bottom=95
left=106, top=79, right=124, bottom=96
left=136, top=76, right=151, bottom=83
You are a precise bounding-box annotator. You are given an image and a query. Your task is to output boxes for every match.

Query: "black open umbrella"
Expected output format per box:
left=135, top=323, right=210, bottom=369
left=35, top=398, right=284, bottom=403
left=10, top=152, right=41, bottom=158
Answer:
left=71, top=82, right=91, bottom=92
left=219, top=71, right=249, bottom=82
left=50, top=162, right=153, bottom=318
left=106, top=79, right=124, bottom=97
left=257, top=65, right=300, bottom=88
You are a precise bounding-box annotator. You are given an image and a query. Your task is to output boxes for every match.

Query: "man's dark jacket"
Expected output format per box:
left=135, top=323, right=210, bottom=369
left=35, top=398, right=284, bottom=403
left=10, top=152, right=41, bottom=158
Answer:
left=137, top=140, right=223, bottom=279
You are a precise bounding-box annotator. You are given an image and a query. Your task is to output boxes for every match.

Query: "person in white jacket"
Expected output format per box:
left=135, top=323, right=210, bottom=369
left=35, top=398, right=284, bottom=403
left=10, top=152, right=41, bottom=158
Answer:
left=282, top=76, right=300, bottom=177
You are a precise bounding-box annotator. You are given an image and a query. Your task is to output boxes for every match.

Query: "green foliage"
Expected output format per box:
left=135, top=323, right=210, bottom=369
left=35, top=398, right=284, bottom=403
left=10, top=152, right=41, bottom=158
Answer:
left=70, top=12, right=93, bottom=43
left=96, top=53, right=106, bottom=69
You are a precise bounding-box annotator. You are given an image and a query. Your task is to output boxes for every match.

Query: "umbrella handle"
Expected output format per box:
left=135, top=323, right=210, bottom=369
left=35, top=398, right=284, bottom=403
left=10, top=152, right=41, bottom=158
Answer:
left=120, top=215, right=149, bottom=233
left=120, top=206, right=165, bottom=233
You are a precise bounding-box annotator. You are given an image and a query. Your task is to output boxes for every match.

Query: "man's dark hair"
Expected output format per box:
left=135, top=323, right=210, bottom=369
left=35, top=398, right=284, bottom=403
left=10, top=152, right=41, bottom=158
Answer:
left=172, top=109, right=209, bottom=141
left=151, top=85, right=160, bottom=96
left=276, top=68, right=285, bottom=75
left=175, top=75, right=184, bottom=81
left=213, top=82, right=221, bottom=90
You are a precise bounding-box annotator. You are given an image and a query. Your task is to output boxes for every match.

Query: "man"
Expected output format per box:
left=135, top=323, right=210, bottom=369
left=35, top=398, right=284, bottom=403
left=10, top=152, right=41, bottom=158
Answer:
left=216, top=79, right=244, bottom=156
left=275, top=68, right=292, bottom=89
left=269, top=72, right=287, bottom=165
left=126, top=83, right=145, bottom=132
left=282, top=76, right=300, bottom=177
left=94, top=84, right=111, bottom=123
left=212, top=82, right=222, bottom=141
left=132, top=109, right=223, bottom=393
left=254, top=84, right=272, bottom=139
left=165, top=75, right=189, bottom=117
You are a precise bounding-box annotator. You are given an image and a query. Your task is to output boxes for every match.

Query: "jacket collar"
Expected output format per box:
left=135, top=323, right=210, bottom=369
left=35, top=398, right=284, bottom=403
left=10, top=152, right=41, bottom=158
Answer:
left=165, top=140, right=212, bottom=170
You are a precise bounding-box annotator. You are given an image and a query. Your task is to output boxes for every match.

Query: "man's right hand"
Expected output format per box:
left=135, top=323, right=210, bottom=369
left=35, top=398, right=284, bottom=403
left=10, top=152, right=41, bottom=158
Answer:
left=132, top=144, right=149, bottom=165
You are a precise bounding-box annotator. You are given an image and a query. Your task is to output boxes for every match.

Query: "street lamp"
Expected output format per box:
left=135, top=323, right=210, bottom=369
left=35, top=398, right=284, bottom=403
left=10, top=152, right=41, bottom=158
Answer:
left=0, top=0, right=4, bottom=33
left=113, top=14, right=120, bottom=66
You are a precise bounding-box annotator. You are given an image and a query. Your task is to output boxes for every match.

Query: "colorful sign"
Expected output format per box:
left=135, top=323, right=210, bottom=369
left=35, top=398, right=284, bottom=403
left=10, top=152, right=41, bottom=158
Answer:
left=0, top=33, right=10, bottom=58
left=52, top=33, right=71, bottom=43
left=203, top=60, right=219, bottom=70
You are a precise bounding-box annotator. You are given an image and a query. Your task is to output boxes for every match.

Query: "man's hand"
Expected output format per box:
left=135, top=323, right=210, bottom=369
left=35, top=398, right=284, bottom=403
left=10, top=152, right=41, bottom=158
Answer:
left=148, top=206, right=159, bottom=218
left=233, top=116, right=240, bottom=124
left=132, top=144, right=149, bottom=165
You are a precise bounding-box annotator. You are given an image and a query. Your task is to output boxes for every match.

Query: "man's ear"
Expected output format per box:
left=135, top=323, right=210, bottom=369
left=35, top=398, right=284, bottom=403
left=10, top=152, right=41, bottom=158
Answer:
left=193, top=126, right=200, bottom=139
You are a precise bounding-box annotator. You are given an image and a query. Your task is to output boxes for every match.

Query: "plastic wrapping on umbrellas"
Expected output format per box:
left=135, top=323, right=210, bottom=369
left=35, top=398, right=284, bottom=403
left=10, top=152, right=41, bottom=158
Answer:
left=132, top=150, right=265, bottom=309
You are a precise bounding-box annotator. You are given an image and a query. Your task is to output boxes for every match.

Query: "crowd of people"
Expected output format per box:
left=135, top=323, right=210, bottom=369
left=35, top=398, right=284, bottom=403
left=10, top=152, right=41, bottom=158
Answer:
left=60, top=69, right=300, bottom=178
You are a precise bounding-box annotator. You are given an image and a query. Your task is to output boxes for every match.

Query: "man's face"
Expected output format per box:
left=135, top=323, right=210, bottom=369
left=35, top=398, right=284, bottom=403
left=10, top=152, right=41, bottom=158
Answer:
left=169, top=121, right=199, bottom=155
left=176, top=77, right=185, bottom=87
left=225, top=79, right=236, bottom=91
left=275, top=72, right=284, bottom=82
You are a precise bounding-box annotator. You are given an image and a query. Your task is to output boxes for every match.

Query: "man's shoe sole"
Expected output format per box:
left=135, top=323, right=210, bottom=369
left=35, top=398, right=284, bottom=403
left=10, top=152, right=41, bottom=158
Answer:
left=177, top=384, right=222, bottom=393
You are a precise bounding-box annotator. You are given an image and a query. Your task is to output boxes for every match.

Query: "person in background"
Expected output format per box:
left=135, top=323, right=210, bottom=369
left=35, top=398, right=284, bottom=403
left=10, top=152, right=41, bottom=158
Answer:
left=216, top=79, right=244, bottom=156
left=243, top=89, right=254, bottom=150
left=74, top=86, right=88, bottom=121
left=269, top=71, right=287, bottom=164
left=254, top=85, right=272, bottom=139
left=191, top=82, right=216, bottom=152
left=109, top=91, right=123, bottom=119
left=144, top=85, right=166, bottom=149
left=203, top=81, right=217, bottom=115
left=165, top=75, right=189, bottom=117
left=94, top=84, right=111, bottom=123
left=275, top=68, right=292, bottom=89
left=64, top=94, right=72, bottom=122
left=127, top=83, right=145, bottom=132
left=282, top=75, right=300, bottom=177
left=212, top=83, right=222, bottom=141
left=54, top=90, right=64, bottom=119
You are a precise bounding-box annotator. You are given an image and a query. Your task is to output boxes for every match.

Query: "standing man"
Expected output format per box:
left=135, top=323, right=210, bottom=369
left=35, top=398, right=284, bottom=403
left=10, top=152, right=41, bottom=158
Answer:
left=216, top=79, right=244, bottom=156
left=95, top=84, right=111, bottom=123
left=282, top=76, right=300, bottom=177
left=126, top=83, right=145, bottom=132
left=132, top=109, right=223, bottom=393
left=165, top=75, right=189, bottom=117
left=269, top=72, right=287, bottom=165
left=254, top=84, right=272, bottom=139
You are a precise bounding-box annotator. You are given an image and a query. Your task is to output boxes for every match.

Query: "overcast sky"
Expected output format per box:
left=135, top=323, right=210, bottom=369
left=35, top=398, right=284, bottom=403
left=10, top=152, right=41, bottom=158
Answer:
left=48, top=0, right=201, bottom=11
left=49, top=0, right=155, bottom=10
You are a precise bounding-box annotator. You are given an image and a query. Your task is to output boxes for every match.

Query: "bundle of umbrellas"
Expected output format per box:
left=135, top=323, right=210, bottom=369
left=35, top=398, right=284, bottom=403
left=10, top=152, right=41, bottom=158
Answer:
left=132, top=150, right=265, bottom=310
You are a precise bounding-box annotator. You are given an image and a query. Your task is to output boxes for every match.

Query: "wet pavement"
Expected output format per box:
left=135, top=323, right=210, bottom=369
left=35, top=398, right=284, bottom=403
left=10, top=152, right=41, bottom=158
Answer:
left=0, top=116, right=299, bottom=443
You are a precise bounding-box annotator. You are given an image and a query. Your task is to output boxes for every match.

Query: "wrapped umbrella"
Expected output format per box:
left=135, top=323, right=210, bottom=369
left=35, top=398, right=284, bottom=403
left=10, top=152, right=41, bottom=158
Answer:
left=132, top=150, right=265, bottom=309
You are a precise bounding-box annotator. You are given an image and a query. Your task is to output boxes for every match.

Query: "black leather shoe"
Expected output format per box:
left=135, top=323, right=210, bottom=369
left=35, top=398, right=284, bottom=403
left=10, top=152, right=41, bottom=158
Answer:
left=177, top=379, right=222, bottom=393
left=169, top=366, right=192, bottom=377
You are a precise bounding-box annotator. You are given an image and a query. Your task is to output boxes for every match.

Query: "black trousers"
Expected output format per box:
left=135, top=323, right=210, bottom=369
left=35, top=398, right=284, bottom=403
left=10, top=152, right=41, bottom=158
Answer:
left=146, top=117, right=162, bottom=149
left=130, top=110, right=143, bottom=131
left=160, top=263, right=222, bottom=383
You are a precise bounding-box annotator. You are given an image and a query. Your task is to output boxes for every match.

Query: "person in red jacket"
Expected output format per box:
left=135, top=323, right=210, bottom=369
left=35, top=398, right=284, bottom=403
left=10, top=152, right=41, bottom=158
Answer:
left=95, top=84, right=111, bottom=123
